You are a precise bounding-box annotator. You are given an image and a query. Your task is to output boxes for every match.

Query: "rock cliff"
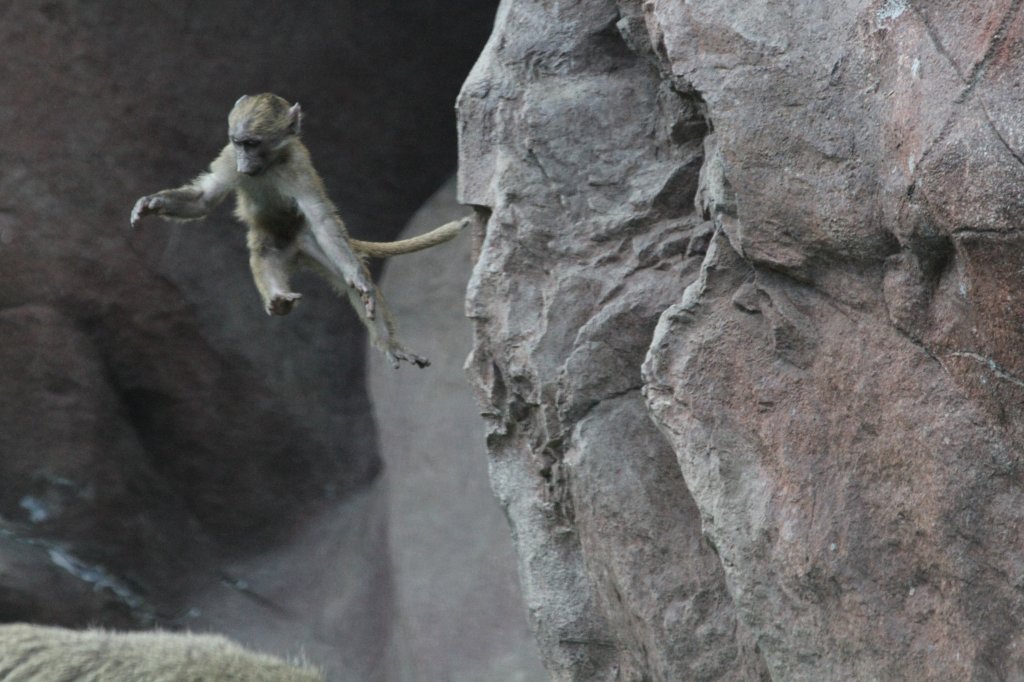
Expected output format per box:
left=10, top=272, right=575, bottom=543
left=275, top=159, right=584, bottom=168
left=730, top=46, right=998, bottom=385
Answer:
left=459, top=0, right=1024, bottom=679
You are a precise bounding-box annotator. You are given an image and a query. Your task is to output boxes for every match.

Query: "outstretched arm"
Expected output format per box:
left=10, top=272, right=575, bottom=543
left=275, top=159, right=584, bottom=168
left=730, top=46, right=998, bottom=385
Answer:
left=131, top=147, right=235, bottom=227
left=297, top=231, right=428, bottom=368
left=296, top=194, right=377, bottom=319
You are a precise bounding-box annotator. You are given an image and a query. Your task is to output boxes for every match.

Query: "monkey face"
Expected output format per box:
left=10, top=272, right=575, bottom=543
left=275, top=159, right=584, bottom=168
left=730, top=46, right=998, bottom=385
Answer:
left=227, top=93, right=300, bottom=176
left=231, top=137, right=267, bottom=176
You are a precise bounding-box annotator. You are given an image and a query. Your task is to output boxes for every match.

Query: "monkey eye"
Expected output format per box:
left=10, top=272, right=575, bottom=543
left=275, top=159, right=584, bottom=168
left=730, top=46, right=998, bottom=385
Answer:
left=231, top=137, right=261, bottom=149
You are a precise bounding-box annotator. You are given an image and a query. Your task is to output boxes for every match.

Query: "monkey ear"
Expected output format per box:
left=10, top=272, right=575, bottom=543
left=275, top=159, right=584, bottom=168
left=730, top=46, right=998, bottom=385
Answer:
left=234, top=94, right=249, bottom=108
left=288, top=103, right=302, bottom=136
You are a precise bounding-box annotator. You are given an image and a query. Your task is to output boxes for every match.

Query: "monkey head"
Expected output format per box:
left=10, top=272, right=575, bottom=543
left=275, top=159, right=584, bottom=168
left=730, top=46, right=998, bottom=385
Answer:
left=228, top=93, right=302, bottom=176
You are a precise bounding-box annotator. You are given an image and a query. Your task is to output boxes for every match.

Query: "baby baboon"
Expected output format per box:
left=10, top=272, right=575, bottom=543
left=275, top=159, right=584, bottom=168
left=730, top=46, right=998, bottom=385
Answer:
left=0, top=623, right=324, bottom=681
left=131, top=93, right=469, bottom=368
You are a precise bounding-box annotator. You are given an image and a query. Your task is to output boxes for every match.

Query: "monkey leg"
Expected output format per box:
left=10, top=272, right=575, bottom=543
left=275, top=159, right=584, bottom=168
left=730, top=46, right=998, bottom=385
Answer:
left=248, top=231, right=302, bottom=316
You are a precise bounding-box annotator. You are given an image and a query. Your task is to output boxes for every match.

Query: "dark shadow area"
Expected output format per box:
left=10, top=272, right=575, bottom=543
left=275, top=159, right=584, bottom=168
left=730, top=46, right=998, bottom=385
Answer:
left=0, top=2, right=498, bottom=679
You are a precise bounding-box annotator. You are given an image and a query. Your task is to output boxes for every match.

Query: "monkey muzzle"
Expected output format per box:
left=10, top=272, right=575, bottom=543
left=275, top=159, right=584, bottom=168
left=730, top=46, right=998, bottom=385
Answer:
left=235, top=151, right=265, bottom=176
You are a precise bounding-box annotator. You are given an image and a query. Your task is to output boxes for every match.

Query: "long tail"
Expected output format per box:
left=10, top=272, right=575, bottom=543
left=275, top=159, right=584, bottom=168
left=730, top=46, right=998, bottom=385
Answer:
left=349, top=216, right=471, bottom=258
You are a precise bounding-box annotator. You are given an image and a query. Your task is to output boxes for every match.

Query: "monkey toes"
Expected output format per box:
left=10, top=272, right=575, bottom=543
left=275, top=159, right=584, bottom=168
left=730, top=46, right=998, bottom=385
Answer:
left=389, top=349, right=430, bottom=369
left=267, top=292, right=302, bottom=315
left=408, top=354, right=430, bottom=368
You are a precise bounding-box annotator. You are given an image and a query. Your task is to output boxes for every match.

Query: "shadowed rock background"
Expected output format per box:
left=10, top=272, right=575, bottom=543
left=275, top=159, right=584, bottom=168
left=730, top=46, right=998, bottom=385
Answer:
left=0, top=2, right=546, bottom=681
left=7, top=0, right=1024, bottom=680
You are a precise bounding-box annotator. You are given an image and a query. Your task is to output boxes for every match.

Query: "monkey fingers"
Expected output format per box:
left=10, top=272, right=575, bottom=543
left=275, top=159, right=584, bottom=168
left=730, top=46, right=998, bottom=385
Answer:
left=267, top=292, right=302, bottom=316
left=346, top=278, right=376, bottom=319
left=129, top=197, right=149, bottom=227
left=130, top=195, right=165, bottom=227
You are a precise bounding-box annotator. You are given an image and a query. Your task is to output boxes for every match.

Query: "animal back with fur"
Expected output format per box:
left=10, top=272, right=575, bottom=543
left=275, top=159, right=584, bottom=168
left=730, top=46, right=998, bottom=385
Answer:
left=0, top=624, right=324, bottom=682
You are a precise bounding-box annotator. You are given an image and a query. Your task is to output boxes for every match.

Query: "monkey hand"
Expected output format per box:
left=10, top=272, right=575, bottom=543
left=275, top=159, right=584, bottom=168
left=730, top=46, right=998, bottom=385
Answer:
left=266, top=292, right=302, bottom=316
left=130, top=195, right=166, bottom=227
left=347, top=275, right=376, bottom=320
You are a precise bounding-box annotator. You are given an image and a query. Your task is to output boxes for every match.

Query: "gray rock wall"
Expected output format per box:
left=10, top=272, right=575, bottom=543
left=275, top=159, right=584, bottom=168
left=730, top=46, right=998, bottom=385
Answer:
left=459, top=0, right=1024, bottom=679
left=458, top=2, right=764, bottom=679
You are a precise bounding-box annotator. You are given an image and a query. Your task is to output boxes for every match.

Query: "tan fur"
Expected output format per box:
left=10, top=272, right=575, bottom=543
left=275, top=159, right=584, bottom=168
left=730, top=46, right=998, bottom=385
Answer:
left=349, top=217, right=468, bottom=258
left=0, top=623, right=323, bottom=682
left=131, top=92, right=469, bottom=368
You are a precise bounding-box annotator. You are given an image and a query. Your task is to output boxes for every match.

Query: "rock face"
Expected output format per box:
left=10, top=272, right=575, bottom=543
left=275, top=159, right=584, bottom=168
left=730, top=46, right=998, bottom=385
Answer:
left=458, top=2, right=764, bottom=679
left=459, top=0, right=1024, bottom=679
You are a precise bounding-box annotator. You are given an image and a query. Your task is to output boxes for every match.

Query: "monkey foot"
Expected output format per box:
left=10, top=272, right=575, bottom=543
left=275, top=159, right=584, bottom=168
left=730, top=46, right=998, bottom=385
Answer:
left=388, top=349, right=430, bottom=369
left=267, top=292, right=302, bottom=315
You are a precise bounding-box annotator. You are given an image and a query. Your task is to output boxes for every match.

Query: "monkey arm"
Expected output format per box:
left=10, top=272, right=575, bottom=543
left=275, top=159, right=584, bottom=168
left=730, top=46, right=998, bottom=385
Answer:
left=131, top=186, right=211, bottom=226
left=297, top=232, right=428, bottom=368
left=296, top=195, right=377, bottom=319
left=130, top=149, right=236, bottom=227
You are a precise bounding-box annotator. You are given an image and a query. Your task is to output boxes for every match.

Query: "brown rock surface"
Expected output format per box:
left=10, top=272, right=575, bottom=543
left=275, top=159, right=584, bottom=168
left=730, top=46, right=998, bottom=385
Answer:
left=460, top=0, right=1024, bottom=679
left=458, top=1, right=764, bottom=679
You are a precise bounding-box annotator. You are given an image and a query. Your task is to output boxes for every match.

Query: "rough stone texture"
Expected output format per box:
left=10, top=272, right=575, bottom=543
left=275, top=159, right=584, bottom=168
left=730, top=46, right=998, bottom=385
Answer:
left=458, top=1, right=764, bottom=679
left=460, top=0, right=1024, bottom=680
left=368, top=178, right=546, bottom=682
left=0, top=1, right=496, bottom=679
left=642, top=2, right=1024, bottom=679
